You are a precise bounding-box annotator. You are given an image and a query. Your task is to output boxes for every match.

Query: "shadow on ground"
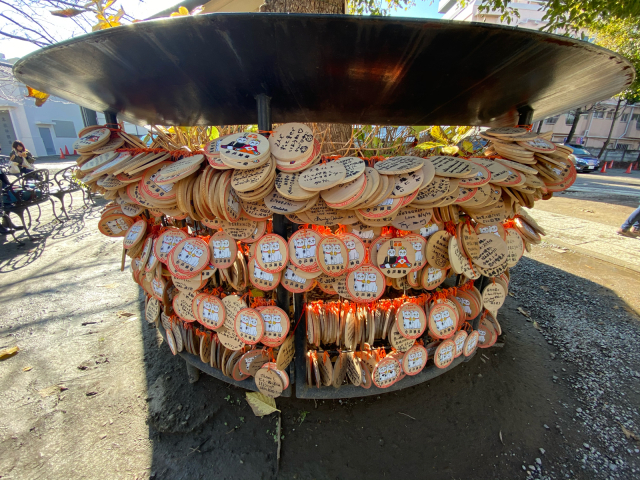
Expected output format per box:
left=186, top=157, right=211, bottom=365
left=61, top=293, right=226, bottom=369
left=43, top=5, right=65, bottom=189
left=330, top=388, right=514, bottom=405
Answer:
left=138, top=257, right=640, bottom=480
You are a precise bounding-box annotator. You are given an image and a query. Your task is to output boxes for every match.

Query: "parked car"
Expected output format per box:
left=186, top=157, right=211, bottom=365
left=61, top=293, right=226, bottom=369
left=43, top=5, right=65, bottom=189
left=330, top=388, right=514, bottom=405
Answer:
left=566, top=144, right=600, bottom=172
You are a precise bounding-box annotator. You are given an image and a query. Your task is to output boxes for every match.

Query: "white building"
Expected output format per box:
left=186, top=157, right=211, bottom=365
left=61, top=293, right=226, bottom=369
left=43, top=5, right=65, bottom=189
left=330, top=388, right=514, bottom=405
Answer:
left=0, top=55, right=147, bottom=158
left=437, top=0, right=639, bottom=151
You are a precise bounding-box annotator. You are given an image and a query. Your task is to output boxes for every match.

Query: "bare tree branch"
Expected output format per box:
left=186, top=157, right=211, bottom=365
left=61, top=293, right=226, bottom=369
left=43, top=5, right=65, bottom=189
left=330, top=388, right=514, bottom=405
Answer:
left=0, top=29, right=48, bottom=46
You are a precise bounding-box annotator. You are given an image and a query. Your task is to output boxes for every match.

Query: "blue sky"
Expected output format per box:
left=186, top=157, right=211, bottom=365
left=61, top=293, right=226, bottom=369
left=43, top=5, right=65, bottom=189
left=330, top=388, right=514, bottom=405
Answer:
left=393, top=1, right=443, bottom=19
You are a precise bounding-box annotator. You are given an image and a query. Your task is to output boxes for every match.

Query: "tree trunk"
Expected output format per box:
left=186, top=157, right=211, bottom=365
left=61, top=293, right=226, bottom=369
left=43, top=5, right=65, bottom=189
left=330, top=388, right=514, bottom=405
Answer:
left=598, top=98, right=623, bottom=159
left=259, top=0, right=349, bottom=154
left=259, top=0, right=345, bottom=13
left=565, top=108, right=581, bottom=144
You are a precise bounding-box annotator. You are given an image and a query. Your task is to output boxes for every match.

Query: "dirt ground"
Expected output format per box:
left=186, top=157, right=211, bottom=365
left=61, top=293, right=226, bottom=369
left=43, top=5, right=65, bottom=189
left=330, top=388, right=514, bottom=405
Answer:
left=1, top=180, right=639, bottom=479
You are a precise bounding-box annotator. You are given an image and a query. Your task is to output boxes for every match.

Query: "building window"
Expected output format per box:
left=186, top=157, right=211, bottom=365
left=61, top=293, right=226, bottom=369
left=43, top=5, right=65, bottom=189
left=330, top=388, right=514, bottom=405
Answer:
left=52, top=120, right=77, bottom=138
left=621, top=113, right=629, bottom=122
left=593, top=111, right=604, bottom=119
left=545, top=116, right=559, bottom=124
left=606, top=111, right=613, bottom=119
left=616, top=144, right=629, bottom=150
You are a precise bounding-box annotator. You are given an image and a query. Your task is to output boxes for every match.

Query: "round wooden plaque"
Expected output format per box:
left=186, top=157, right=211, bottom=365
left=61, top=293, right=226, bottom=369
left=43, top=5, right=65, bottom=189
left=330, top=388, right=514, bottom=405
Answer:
left=453, top=330, right=468, bottom=358
left=255, top=234, right=289, bottom=273
left=122, top=219, right=147, bottom=249
left=196, top=294, right=225, bottom=330
left=288, top=228, right=321, bottom=271
left=259, top=306, right=290, bottom=347
left=428, top=303, right=458, bottom=339
left=376, top=237, right=416, bottom=278
left=317, top=235, right=348, bottom=277
left=234, top=308, right=264, bottom=345
left=169, top=237, right=210, bottom=277
left=463, top=330, right=480, bottom=356
left=402, top=344, right=428, bottom=376
left=434, top=340, right=456, bottom=368
left=372, top=356, right=402, bottom=389
left=426, top=230, right=451, bottom=269
left=346, top=263, right=385, bottom=303
left=396, top=302, right=427, bottom=339
left=209, top=231, right=237, bottom=269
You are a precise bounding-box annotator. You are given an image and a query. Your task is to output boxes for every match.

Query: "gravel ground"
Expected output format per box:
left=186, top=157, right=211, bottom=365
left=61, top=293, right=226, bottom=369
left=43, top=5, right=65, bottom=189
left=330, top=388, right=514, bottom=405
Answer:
left=511, top=245, right=640, bottom=480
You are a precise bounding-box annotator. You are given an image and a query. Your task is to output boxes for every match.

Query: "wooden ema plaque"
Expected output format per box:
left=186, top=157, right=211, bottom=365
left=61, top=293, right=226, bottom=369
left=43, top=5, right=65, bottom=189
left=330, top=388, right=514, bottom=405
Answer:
left=453, top=330, right=468, bottom=358
left=169, top=237, right=210, bottom=278
left=219, top=132, right=270, bottom=168
left=506, top=228, right=525, bottom=267
left=463, top=330, right=480, bottom=356
left=434, top=339, right=456, bottom=368
left=145, top=297, right=160, bottom=324
left=298, top=162, right=347, bottom=191
left=281, top=264, right=313, bottom=293
left=428, top=303, right=458, bottom=339
left=269, top=123, right=314, bottom=162
left=374, top=156, right=423, bottom=175
left=402, top=344, right=428, bottom=376
left=404, top=233, right=427, bottom=272
left=98, top=214, right=134, bottom=237
left=249, top=258, right=280, bottom=291
left=209, top=231, right=237, bottom=269
left=255, top=234, right=288, bottom=273
left=165, top=328, right=178, bottom=355
left=239, top=349, right=270, bottom=376
left=258, top=305, right=289, bottom=347
left=346, top=264, right=385, bottom=302
left=173, top=290, right=197, bottom=322
left=396, top=302, right=427, bottom=339
left=288, top=228, right=321, bottom=271
left=234, top=308, right=264, bottom=345
left=339, top=233, right=366, bottom=271
left=421, top=266, right=446, bottom=290
left=123, top=219, right=146, bottom=249
left=372, top=356, right=401, bottom=389
left=392, top=207, right=433, bottom=231
left=196, top=294, right=225, bottom=330
left=426, top=230, right=451, bottom=269
left=317, top=235, right=348, bottom=277
left=74, top=127, right=110, bottom=153
left=475, top=233, right=508, bottom=269
left=376, top=238, right=415, bottom=278
left=255, top=366, right=284, bottom=398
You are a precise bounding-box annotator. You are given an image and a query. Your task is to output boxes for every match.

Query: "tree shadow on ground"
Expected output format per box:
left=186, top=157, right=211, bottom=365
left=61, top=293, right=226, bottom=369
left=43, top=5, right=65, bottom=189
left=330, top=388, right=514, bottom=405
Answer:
left=0, top=194, right=105, bottom=273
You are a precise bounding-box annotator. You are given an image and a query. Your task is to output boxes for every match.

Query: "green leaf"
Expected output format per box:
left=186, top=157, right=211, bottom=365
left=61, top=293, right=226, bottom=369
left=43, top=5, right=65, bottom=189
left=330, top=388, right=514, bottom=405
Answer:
left=430, top=126, right=449, bottom=144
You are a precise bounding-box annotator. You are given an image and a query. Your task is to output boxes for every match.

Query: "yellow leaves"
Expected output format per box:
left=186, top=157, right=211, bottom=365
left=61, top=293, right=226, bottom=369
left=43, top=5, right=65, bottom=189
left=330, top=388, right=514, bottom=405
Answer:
left=0, top=346, right=19, bottom=360
left=442, top=146, right=459, bottom=155
left=26, top=86, right=49, bottom=107
left=170, top=6, right=190, bottom=17
left=462, top=140, right=475, bottom=152
left=430, top=126, right=449, bottom=144
left=245, top=392, right=280, bottom=417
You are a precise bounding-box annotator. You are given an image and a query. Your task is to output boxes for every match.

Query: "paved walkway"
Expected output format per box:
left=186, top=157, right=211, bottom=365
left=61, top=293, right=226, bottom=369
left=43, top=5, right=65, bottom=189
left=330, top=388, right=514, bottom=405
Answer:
left=526, top=208, right=640, bottom=273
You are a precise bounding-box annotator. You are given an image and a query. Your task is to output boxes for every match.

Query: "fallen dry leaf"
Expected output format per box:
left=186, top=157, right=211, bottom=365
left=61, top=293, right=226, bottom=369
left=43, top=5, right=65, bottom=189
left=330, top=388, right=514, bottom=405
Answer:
left=97, top=283, right=119, bottom=288
left=499, top=430, right=504, bottom=445
left=620, top=424, right=640, bottom=442
left=517, top=307, right=530, bottom=318
left=117, top=311, right=135, bottom=317
left=540, top=286, right=549, bottom=292
left=38, top=385, right=67, bottom=398
left=533, top=320, right=541, bottom=331
left=22, top=366, right=33, bottom=372
left=0, top=346, right=19, bottom=360
left=246, top=392, right=280, bottom=417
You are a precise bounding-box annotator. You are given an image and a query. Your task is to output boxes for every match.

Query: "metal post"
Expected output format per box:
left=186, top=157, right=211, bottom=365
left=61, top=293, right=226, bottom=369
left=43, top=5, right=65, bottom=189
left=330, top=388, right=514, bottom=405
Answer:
left=517, top=106, right=534, bottom=126
left=103, top=110, right=118, bottom=128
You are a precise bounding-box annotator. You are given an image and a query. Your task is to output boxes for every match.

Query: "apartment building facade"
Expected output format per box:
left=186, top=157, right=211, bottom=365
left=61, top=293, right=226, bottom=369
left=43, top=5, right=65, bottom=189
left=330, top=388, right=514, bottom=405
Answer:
left=438, top=0, right=639, bottom=150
